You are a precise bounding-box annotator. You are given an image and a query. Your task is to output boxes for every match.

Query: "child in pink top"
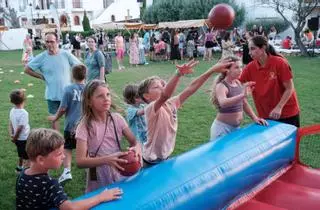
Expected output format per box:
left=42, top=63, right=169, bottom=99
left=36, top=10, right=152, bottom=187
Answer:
left=138, top=59, right=233, bottom=165
left=115, top=32, right=125, bottom=70
left=75, top=80, right=142, bottom=192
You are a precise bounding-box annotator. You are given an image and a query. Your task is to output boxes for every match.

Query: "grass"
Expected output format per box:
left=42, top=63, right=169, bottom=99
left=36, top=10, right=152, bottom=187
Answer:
left=0, top=50, right=320, bottom=209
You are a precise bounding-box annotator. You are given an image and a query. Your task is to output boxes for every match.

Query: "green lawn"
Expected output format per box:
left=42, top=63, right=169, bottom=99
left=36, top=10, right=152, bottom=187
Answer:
left=0, top=50, right=319, bottom=209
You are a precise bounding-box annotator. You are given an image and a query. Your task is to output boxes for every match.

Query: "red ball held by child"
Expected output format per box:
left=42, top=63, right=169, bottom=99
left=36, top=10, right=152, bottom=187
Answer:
left=118, top=150, right=141, bottom=176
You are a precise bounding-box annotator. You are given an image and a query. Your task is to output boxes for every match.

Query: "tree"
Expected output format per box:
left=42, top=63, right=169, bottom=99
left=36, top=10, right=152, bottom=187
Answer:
left=257, top=0, right=319, bottom=56
left=82, top=10, right=91, bottom=31
left=0, top=7, right=20, bottom=28
left=142, top=0, right=245, bottom=27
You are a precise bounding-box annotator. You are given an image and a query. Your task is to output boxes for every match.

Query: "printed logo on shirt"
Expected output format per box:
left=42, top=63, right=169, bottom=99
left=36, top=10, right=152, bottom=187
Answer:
left=269, top=71, right=277, bottom=80
left=72, top=89, right=82, bottom=101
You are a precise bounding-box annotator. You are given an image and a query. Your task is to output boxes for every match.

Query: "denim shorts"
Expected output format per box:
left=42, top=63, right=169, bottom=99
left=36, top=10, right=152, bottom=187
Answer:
left=47, top=100, right=61, bottom=115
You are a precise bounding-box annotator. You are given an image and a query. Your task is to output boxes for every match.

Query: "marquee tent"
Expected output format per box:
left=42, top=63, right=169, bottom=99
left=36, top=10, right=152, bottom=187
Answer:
left=92, top=22, right=157, bottom=31
left=158, top=19, right=209, bottom=29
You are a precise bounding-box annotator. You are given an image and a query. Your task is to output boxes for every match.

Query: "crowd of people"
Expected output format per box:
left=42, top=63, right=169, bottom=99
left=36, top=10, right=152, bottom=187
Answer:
left=9, top=24, right=302, bottom=208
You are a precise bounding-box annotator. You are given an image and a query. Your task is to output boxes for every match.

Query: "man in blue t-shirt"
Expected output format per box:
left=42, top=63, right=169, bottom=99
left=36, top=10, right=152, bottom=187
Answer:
left=48, top=64, right=86, bottom=183
left=25, top=32, right=80, bottom=130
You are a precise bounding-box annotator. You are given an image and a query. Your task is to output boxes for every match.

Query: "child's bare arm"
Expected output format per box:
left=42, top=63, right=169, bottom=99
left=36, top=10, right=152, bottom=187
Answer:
left=154, top=60, right=198, bottom=112
left=123, top=127, right=142, bottom=162
left=8, top=121, right=14, bottom=138
left=216, top=84, right=245, bottom=108
left=153, top=75, right=180, bottom=112
left=47, top=107, right=66, bottom=122
left=59, top=188, right=123, bottom=210
left=178, top=60, right=232, bottom=105
left=243, top=99, right=268, bottom=126
left=12, top=125, right=24, bottom=142
left=216, top=81, right=255, bottom=108
left=76, top=140, right=128, bottom=171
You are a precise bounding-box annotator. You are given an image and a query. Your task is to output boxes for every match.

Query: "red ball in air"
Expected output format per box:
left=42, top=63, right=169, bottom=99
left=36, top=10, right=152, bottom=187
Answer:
left=208, top=3, right=235, bottom=29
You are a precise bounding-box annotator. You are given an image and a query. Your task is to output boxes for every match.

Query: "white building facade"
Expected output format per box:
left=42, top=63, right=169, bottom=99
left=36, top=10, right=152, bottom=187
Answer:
left=0, top=0, right=142, bottom=31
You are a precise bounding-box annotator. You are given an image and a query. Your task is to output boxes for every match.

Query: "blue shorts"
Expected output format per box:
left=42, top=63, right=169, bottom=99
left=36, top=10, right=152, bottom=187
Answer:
left=47, top=100, right=61, bottom=115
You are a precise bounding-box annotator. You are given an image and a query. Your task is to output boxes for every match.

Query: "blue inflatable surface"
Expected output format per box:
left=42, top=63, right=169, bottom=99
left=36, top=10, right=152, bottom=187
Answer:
left=74, top=121, right=297, bottom=210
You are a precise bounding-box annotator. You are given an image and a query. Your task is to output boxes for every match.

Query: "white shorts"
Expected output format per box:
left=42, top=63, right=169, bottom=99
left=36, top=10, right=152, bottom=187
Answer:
left=210, top=119, right=240, bottom=141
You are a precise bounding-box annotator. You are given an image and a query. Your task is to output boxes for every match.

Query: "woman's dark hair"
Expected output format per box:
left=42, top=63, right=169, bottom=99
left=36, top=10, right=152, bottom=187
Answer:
left=251, top=35, right=283, bottom=57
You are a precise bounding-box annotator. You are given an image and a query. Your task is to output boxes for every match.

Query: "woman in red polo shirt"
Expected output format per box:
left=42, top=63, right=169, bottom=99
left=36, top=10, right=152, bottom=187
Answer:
left=239, top=35, right=300, bottom=127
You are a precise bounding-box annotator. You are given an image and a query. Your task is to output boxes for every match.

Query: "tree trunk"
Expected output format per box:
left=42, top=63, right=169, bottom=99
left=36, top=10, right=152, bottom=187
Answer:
left=294, top=31, right=309, bottom=56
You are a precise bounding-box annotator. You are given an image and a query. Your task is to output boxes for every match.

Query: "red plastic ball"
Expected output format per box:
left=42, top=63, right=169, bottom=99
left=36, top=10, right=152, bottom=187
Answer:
left=208, top=3, right=235, bottom=29
left=118, top=151, right=141, bottom=176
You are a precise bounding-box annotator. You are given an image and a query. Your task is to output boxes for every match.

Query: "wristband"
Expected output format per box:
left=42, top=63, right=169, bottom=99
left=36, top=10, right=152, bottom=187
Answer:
left=175, top=69, right=183, bottom=77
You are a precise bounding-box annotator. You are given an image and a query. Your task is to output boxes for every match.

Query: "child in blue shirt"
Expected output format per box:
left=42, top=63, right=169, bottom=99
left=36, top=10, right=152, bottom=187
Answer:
left=123, top=84, right=147, bottom=144
left=48, top=64, right=86, bottom=183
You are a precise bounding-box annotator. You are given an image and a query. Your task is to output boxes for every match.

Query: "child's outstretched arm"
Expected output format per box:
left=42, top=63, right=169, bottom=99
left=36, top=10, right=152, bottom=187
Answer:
left=243, top=82, right=268, bottom=126
left=59, top=187, right=123, bottom=210
left=243, top=99, right=268, bottom=126
left=153, top=59, right=198, bottom=112
left=178, top=60, right=233, bottom=105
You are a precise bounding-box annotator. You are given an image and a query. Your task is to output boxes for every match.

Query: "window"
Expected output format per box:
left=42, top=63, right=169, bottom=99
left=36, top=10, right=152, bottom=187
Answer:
left=19, top=0, right=28, bottom=12
left=111, top=15, right=115, bottom=22
left=103, top=0, right=114, bottom=8
left=74, top=16, right=80, bottom=25
left=21, top=17, right=28, bottom=26
left=54, top=0, right=66, bottom=9
left=60, top=15, right=67, bottom=27
left=39, top=0, right=50, bottom=10
left=72, top=0, right=82, bottom=8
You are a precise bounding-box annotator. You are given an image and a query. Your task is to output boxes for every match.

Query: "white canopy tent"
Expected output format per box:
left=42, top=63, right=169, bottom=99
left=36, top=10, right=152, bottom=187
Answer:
left=92, top=22, right=157, bottom=32
left=92, top=22, right=126, bottom=30
left=158, top=19, right=209, bottom=29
